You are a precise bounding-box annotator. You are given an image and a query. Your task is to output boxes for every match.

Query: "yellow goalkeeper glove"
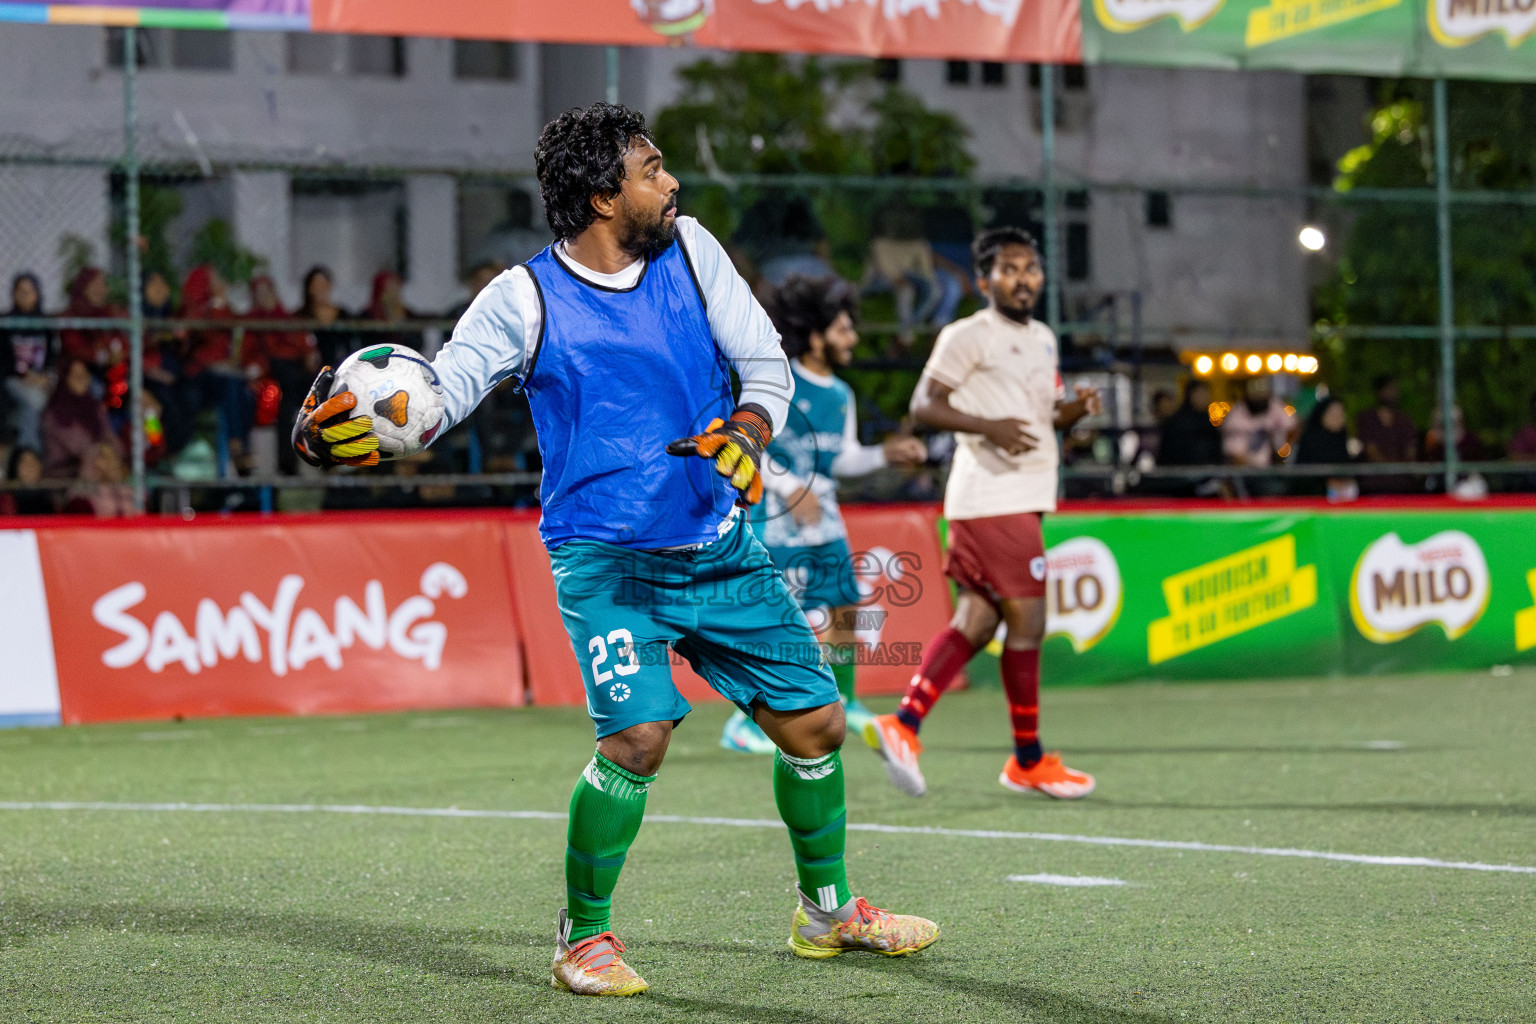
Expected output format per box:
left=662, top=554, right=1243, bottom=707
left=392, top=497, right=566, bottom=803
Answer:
left=292, top=366, right=381, bottom=468
left=665, top=405, right=773, bottom=506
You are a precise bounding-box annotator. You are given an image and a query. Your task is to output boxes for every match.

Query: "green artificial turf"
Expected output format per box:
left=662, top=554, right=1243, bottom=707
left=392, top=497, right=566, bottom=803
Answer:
left=1, top=670, right=1533, bottom=1023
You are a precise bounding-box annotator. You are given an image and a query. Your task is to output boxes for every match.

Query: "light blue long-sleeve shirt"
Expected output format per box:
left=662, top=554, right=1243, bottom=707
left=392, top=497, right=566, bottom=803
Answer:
left=429, top=216, right=793, bottom=435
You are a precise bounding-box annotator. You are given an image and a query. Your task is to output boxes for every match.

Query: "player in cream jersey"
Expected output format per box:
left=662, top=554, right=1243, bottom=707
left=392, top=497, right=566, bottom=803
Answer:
left=865, top=227, right=1102, bottom=800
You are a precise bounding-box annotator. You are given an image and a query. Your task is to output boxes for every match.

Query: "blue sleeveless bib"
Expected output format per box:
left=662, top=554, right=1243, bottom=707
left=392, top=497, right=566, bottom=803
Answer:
left=521, top=239, right=736, bottom=550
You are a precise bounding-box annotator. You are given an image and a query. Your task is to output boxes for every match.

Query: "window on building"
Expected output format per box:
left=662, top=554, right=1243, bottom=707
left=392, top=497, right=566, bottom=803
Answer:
left=981, top=62, right=1006, bottom=86
left=945, top=60, right=971, bottom=85
left=286, top=33, right=407, bottom=77
left=1026, top=64, right=1084, bottom=90
left=106, top=28, right=233, bottom=71
left=1146, top=190, right=1172, bottom=228
left=875, top=59, right=901, bottom=83
left=1066, top=222, right=1090, bottom=280
left=454, top=40, right=519, bottom=81
left=350, top=35, right=407, bottom=77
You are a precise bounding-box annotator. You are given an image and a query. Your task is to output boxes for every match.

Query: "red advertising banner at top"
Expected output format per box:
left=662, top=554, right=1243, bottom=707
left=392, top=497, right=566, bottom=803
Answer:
left=309, top=0, right=1082, bottom=63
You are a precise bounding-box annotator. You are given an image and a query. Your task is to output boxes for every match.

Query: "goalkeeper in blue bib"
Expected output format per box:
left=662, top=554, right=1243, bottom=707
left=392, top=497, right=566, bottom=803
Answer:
left=293, top=104, right=937, bottom=997
left=722, top=275, right=928, bottom=755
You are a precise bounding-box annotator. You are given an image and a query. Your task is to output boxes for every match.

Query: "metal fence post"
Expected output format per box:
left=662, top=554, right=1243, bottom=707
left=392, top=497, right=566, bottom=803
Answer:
left=124, top=25, right=146, bottom=514
left=1433, top=77, right=1457, bottom=494
left=1040, top=63, right=1061, bottom=332
left=606, top=46, right=620, bottom=106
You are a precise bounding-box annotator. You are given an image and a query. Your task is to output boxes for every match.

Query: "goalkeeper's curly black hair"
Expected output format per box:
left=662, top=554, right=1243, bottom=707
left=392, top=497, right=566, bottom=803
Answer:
left=764, top=275, right=859, bottom=361
left=536, top=103, right=653, bottom=241
left=972, top=226, right=1040, bottom=277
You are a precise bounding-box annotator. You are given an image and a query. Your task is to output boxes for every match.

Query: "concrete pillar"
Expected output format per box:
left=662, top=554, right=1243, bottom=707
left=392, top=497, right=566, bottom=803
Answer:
left=404, top=173, right=459, bottom=315
left=232, top=170, right=292, bottom=305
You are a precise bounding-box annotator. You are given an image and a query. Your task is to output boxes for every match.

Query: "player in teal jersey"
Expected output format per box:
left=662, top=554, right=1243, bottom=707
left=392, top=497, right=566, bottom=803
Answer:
left=722, top=275, right=928, bottom=755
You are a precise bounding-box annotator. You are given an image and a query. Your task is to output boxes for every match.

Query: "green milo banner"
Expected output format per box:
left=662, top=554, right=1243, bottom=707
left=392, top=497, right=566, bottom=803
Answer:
left=1082, top=0, right=1536, bottom=80
left=1034, top=510, right=1536, bottom=685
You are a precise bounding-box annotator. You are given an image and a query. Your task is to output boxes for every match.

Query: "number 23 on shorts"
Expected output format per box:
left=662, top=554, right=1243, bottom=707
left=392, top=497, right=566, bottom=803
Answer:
left=589, top=628, right=640, bottom=684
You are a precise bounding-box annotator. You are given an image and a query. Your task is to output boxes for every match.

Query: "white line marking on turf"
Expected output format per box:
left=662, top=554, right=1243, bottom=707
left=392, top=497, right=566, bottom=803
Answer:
left=1, top=802, right=1532, bottom=875
left=1347, top=740, right=1406, bottom=750
left=1009, top=874, right=1128, bottom=887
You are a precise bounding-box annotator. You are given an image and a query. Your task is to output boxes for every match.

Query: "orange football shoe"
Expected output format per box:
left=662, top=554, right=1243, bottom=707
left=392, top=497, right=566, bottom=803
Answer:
left=999, top=752, right=1095, bottom=800
left=864, top=714, right=926, bottom=796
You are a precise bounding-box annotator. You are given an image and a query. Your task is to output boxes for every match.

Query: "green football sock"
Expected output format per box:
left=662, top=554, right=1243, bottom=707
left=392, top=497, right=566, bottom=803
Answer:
left=564, top=751, right=655, bottom=942
left=773, top=749, right=852, bottom=912
left=828, top=645, right=858, bottom=707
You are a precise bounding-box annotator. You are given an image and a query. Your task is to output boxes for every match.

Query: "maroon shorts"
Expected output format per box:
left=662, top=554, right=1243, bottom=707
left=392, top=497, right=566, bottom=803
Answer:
left=944, top=512, right=1047, bottom=601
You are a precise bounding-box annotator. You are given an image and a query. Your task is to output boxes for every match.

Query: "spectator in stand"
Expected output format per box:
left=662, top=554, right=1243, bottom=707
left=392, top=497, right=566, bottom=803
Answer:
left=1, top=271, right=55, bottom=451
left=62, top=440, right=134, bottom=518
left=138, top=270, right=190, bottom=455
left=241, top=274, right=317, bottom=474
left=0, top=445, right=53, bottom=516
left=1295, top=395, right=1360, bottom=500
left=1510, top=393, right=1536, bottom=461
left=1355, top=374, right=1418, bottom=493
left=1155, top=379, right=1225, bottom=497
left=176, top=265, right=255, bottom=472
left=298, top=265, right=353, bottom=367
left=1509, top=393, right=1536, bottom=492
left=41, top=357, right=119, bottom=479
left=1221, top=377, right=1296, bottom=495
left=365, top=270, right=420, bottom=348
left=862, top=201, right=941, bottom=355
left=60, top=267, right=128, bottom=379
left=452, top=260, right=506, bottom=324
left=1424, top=404, right=1488, bottom=465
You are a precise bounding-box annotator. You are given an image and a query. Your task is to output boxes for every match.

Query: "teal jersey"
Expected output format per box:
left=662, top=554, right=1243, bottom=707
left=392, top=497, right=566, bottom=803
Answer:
left=753, top=364, right=853, bottom=549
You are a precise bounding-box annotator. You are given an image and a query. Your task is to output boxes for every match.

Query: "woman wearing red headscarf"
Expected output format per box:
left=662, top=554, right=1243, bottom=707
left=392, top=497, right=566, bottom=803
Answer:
left=366, top=269, right=420, bottom=349
left=59, top=267, right=128, bottom=373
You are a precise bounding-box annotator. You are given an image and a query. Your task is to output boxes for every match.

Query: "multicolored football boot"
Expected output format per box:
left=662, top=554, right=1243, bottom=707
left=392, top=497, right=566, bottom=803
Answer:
left=719, top=708, right=777, bottom=755
left=787, top=886, right=940, bottom=959
left=550, top=909, right=648, bottom=996
left=999, top=752, right=1096, bottom=799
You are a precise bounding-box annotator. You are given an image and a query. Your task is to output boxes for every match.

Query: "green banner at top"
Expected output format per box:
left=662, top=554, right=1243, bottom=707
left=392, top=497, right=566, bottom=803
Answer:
left=1083, top=0, right=1536, bottom=79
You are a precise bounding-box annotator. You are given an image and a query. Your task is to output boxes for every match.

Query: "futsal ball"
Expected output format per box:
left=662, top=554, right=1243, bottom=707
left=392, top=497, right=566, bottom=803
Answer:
left=332, top=343, right=446, bottom=460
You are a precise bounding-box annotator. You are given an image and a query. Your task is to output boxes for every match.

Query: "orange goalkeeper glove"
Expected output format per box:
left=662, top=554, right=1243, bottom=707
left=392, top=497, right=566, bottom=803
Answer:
left=292, top=366, right=381, bottom=468
left=665, top=405, right=773, bottom=506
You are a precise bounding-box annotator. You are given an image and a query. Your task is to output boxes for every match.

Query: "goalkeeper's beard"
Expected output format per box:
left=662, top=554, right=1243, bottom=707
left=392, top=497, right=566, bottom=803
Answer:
left=618, top=197, right=678, bottom=259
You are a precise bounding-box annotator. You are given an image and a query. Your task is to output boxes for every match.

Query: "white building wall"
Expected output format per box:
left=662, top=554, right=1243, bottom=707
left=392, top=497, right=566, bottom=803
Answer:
left=0, top=24, right=540, bottom=313
left=0, top=23, right=1309, bottom=344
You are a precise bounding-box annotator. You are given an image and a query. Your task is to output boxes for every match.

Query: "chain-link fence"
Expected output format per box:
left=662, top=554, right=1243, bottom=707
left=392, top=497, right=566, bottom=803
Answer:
left=2, top=50, right=1534, bottom=515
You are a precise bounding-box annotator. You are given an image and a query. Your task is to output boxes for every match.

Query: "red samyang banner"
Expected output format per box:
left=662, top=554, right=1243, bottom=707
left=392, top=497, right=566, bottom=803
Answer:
left=310, top=0, right=1081, bottom=63
left=35, top=515, right=525, bottom=724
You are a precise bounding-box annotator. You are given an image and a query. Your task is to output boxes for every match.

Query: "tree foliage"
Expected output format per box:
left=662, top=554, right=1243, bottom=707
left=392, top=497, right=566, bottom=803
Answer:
left=1317, top=80, right=1536, bottom=446
left=649, top=53, right=974, bottom=274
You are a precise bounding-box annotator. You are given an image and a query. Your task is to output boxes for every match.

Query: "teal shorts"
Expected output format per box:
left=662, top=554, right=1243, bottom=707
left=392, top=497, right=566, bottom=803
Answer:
left=763, top=538, right=866, bottom=622
left=549, top=516, right=838, bottom=739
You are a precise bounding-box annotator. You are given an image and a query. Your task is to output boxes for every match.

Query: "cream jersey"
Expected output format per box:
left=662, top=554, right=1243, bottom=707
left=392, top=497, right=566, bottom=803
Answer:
left=920, top=306, right=1064, bottom=520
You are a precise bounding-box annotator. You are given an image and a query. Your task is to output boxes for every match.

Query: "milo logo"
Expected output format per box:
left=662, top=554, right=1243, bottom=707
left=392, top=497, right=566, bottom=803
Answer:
left=1045, top=537, right=1123, bottom=653
left=1349, top=531, right=1490, bottom=644
left=1429, top=0, right=1536, bottom=47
